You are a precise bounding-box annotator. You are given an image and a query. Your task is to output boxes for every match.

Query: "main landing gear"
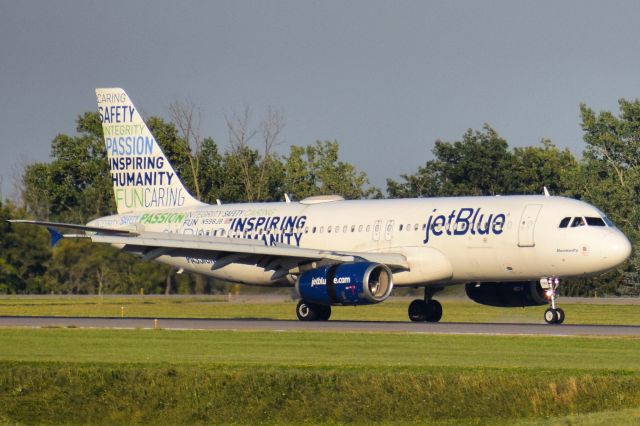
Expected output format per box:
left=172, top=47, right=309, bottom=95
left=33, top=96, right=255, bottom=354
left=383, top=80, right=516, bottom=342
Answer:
left=408, top=287, right=443, bottom=322
left=544, top=277, right=565, bottom=325
left=296, top=300, right=331, bottom=321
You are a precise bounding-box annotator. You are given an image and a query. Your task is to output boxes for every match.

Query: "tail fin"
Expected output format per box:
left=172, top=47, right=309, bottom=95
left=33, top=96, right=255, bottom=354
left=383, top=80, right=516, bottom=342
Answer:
left=96, top=88, right=205, bottom=214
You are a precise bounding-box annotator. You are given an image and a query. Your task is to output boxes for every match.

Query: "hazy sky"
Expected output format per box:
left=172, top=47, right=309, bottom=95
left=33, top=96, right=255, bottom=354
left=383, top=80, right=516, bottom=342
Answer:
left=2, top=1, right=640, bottom=198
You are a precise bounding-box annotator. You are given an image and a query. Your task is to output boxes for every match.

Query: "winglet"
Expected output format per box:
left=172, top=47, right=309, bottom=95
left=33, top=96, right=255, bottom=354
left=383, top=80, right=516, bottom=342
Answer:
left=47, top=227, right=64, bottom=247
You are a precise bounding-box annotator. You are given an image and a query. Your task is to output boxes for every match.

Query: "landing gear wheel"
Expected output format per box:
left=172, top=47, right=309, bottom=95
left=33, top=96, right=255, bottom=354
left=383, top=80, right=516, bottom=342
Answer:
left=408, top=299, right=443, bottom=322
left=555, top=308, right=565, bottom=324
left=296, top=301, right=331, bottom=321
left=425, top=300, right=443, bottom=323
left=296, top=300, right=318, bottom=321
left=318, top=305, right=332, bottom=321
left=544, top=308, right=558, bottom=324
left=408, top=299, right=427, bottom=322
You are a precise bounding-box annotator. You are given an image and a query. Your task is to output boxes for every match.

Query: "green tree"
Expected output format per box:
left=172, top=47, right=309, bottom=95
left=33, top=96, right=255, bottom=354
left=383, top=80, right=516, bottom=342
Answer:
left=569, top=99, right=640, bottom=295
left=0, top=201, right=53, bottom=294
left=196, top=138, right=226, bottom=204
left=283, top=141, right=378, bottom=200
left=22, top=112, right=113, bottom=223
left=510, top=139, right=578, bottom=195
left=387, top=125, right=513, bottom=197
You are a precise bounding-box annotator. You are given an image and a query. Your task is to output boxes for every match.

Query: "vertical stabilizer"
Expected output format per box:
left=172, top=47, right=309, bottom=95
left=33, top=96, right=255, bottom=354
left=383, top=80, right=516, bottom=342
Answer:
left=96, top=88, right=205, bottom=214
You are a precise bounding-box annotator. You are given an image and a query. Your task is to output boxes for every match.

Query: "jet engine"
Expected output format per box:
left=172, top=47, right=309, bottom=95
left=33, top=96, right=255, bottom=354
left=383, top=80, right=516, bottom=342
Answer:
left=296, top=262, right=394, bottom=306
left=465, top=281, right=548, bottom=307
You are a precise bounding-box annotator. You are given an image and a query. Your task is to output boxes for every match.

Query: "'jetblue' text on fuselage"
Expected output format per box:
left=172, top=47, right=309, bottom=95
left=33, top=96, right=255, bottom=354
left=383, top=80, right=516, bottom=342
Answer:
left=423, top=208, right=507, bottom=244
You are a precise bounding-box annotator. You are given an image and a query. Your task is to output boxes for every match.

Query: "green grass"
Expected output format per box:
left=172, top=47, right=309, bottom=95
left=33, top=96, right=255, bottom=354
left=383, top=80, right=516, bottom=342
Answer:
left=2, top=363, right=639, bottom=425
left=1, top=295, right=639, bottom=325
left=1, top=328, right=640, bottom=370
left=1, top=297, right=639, bottom=425
left=1, top=328, right=640, bottom=424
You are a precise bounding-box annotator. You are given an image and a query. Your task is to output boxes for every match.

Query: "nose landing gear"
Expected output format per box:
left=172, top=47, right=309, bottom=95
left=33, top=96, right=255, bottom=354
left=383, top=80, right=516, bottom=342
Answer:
left=543, top=277, right=565, bottom=324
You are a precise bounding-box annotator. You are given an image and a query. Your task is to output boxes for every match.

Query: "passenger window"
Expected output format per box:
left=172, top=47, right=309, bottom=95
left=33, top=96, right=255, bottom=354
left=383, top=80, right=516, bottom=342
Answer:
left=422, top=223, right=426, bottom=230
left=343, top=225, right=348, bottom=233
left=367, top=225, right=371, bottom=232
left=328, top=227, right=332, bottom=234
left=406, top=224, right=410, bottom=231
left=358, top=225, right=363, bottom=232
left=312, top=226, right=317, bottom=233
left=399, top=224, right=404, bottom=231
left=586, top=217, right=606, bottom=226
left=335, top=226, right=340, bottom=233
left=559, top=217, right=571, bottom=228
left=320, top=226, right=324, bottom=233
left=351, top=225, right=355, bottom=232
left=414, top=224, right=419, bottom=231
left=571, top=217, right=585, bottom=227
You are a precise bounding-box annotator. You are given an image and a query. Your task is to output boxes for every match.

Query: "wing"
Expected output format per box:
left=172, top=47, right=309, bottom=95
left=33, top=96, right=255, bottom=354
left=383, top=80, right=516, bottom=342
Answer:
left=9, top=220, right=409, bottom=282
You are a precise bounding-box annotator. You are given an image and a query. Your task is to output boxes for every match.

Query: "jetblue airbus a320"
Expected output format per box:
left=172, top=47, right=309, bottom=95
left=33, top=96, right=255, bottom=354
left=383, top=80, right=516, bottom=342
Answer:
left=12, top=88, right=632, bottom=324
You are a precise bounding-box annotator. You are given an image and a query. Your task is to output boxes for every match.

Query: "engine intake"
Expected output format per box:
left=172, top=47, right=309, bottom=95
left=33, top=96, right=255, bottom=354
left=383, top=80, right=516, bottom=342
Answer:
left=296, top=262, right=394, bottom=306
left=465, top=281, right=548, bottom=307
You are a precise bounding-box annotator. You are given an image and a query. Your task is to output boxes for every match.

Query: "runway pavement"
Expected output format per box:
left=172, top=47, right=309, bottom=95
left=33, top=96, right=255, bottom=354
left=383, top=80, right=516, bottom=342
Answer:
left=1, top=316, right=639, bottom=336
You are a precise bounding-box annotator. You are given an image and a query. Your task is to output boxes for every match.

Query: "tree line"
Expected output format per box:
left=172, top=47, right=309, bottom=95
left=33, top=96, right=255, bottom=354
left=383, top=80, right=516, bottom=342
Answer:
left=1, top=99, right=639, bottom=296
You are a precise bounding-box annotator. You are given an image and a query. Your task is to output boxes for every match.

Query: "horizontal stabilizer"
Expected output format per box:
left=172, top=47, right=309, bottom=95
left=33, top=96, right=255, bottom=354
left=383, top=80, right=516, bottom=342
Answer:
left=46, top=227, right=64, bottom=246
left=8, top=220, right=138, bottom=235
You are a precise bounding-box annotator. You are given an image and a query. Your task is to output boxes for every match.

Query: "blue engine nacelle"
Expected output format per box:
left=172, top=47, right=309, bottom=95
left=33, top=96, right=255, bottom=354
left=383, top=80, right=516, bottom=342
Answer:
left=295, top=262, right=394, bottom=306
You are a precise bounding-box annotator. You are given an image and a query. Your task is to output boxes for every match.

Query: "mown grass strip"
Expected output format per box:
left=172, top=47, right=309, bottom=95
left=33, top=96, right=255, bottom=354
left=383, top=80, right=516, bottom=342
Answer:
left=1, top=296, right=640, bottom=325
left=1, top=328, right=640, bottom=370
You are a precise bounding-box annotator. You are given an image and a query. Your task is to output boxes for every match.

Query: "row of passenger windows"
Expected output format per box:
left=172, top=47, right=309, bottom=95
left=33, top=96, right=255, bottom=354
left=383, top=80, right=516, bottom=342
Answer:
left=558, top=216, right=607, bottom=228
left=193, top=222, right=427, bottom=237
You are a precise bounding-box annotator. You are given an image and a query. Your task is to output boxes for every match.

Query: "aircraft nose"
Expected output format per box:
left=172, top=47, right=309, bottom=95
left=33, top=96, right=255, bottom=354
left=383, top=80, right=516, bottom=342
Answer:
left=602, top=232, right=632, bottom=266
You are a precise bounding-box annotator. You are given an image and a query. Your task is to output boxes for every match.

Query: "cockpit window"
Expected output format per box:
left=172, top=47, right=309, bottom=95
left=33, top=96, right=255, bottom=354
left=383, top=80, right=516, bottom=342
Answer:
left=603, top=216, right=614, bottom=227
left=585, top=217, right=606, bottom=226
left=559, top=217, right=571, bottom=228
left=571, top=217, right=585, bottom=227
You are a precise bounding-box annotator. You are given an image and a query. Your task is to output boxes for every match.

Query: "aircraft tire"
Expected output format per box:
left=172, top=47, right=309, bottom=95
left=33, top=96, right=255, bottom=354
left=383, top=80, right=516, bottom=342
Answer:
left=555, top=308, right=565, bottom=324
left=408, top=299, right=427, bottom=322
left=296, top=300, right=319, bottom=321
left=318, top=305, right=332, bottom=321
left=544, top=308, right=559, bottom=324
left=425, top=300, right=443, bottom=322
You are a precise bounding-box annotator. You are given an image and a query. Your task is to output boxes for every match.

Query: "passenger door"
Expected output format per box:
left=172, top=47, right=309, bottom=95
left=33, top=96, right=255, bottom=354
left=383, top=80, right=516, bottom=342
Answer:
left=518, top=204, right=542, bottom=247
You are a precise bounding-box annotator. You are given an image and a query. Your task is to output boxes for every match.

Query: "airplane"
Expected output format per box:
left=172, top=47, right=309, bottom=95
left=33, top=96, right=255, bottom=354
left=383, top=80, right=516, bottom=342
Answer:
left=11, top=88, right=632, bottom=324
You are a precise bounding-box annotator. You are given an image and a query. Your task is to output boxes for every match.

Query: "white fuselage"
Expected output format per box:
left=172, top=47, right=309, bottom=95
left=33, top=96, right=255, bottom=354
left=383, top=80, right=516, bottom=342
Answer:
left=87, top=195, right=631, bottom=287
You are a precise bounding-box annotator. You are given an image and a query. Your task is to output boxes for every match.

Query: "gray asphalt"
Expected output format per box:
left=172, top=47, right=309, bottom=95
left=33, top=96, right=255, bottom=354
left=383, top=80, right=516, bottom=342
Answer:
left=1, top=316, right=639, bottom=336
